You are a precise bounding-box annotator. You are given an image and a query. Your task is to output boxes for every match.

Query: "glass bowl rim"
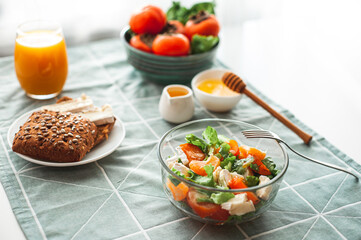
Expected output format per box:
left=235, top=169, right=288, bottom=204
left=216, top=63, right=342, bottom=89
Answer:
left=157, top=118, right=289, bottom=192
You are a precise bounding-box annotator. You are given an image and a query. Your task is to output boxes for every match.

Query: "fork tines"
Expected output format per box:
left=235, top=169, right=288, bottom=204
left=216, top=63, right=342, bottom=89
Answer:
left=242, top=129, right=274, bottom=138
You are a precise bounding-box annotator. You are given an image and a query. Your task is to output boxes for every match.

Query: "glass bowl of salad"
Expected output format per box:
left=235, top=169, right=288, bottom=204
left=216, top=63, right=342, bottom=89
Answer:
left=157, top=119, right=289, bottom=224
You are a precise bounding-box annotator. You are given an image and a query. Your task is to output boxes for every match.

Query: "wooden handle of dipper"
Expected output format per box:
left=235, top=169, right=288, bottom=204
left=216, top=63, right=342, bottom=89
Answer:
left=222, top=72, right=313, bottom=145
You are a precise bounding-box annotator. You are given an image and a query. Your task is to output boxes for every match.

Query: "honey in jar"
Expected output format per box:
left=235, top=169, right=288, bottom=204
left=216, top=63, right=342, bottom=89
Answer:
left=197, top=79, right=239, bottom=96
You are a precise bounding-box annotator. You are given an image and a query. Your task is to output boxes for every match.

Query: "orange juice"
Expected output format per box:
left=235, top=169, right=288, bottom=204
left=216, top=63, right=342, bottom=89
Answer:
left=14, top=29, right=68, bottom=98
left=197, top=79, right=239, bottom=96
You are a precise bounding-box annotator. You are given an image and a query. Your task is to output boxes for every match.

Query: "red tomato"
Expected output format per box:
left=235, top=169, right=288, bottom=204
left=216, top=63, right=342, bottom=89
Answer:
left=184, top=11, right=220, bottom=40
left=129, top=35, right=152, bottom=53
left=152, top=34, right=190, bottom=56
left=179, top=143, right=205, bottom=162
left=209, top=208, right=230, bottom=221
left=187, top=188, right=224, bottom=218
left=168, top=20, right=185, bottom=34
left=129, top=5, right=166, bottom=34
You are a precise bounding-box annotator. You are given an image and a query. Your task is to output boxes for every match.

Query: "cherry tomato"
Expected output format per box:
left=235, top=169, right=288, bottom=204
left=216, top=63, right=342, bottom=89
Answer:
left=179, top=143, right=205, bottom=162
left=129, top=5, right=166, bottom=34
left=152, top=33, right=190, bottom=56
left=184, top=11, right=220, bottom=40
left=187, top=188, right=223, bottom=218
left=168, top=20, right=185, bottom=34
left=129, top=35, right=152, bottom=53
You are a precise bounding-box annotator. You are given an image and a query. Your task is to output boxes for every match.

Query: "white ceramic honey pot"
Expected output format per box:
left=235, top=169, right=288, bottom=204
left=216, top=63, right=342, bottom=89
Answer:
left=159, top=84, right=194, bottom=124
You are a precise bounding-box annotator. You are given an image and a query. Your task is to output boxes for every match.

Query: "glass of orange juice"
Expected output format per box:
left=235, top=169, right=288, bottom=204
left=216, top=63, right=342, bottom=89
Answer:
left=14, top=20, right=68, bottom=100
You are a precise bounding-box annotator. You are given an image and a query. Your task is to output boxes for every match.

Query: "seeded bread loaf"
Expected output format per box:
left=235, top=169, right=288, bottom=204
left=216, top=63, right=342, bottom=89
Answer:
left=12, top=110, right=98, bottom=162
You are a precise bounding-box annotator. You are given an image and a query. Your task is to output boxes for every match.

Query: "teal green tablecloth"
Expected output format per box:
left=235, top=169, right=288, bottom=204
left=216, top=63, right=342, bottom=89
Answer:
left=0, top=39, right=360, bottom=240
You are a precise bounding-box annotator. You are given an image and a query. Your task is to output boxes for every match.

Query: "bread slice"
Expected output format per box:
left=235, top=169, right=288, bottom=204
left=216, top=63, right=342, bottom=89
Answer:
left=42, top=94, right=93, bottom=113
left=55, top=96, right=115, bottom=146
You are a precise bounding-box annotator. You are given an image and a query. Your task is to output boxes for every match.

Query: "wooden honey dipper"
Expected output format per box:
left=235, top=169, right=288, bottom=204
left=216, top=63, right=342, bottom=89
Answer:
left=222, top=72, right=313, bottom=144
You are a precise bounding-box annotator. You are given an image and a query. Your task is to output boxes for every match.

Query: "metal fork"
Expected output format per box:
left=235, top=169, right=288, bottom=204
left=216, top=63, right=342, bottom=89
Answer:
left=242, top=129, right=359, bottom=180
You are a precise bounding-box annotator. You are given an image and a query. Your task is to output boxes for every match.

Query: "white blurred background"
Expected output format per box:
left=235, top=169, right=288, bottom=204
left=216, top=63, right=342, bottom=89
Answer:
left=0, top=0, right=360, bottom=162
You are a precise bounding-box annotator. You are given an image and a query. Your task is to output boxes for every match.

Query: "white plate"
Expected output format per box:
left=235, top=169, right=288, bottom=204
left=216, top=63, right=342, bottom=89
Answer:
left=7, top=110, right=126, bottom=167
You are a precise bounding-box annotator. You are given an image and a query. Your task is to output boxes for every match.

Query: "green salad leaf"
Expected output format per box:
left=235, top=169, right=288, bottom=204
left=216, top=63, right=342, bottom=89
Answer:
left=218, top=134, right=230, bottom=144
left=250, top=163, right=259, bottom=172
left=166, top=1, right=216, bottom=25
left=185, top=133, right=208, bottom=153
left=262, top=157, right=280, bottom=177
left=219, top=142, right=230, bottom=158
left=169, top=168, right=185, bottom=186
left=210, top=192, right=234, bottom=204
left=245, top=176, right=259, bottom=187
left=202, top=126, right=218, bottom=146
left=188, top=1, right=215, bottom=17
left=188, top=164, right=216, bottom=187
left=196, top=197, right=214, bottom=203
left=166, top=1, right=189, bottom=24
left=191, top=35, right=219, bottom=54
left=220, top=154, right=236, bottom=171
left=197, top=191, right=234, bottom=204
left=232, top=159, right=246, bottom=175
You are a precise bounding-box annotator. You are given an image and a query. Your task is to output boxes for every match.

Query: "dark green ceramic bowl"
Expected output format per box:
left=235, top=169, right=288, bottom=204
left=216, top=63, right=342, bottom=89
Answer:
left=120, top=26, right=219, bottom=84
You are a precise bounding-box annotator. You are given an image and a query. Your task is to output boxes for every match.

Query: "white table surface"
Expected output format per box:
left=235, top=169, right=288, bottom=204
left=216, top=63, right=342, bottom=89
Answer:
left=1, top=1, right=361, bottom=239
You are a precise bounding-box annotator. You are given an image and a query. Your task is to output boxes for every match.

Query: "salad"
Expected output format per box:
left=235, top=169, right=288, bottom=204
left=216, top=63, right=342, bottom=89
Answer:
left=165, top=126, right=280, bottom=222
left=128, top=2, right=220, bottom=56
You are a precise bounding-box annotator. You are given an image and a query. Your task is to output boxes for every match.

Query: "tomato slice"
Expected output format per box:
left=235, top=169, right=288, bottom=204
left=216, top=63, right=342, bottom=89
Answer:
left=228, top=176, right=260, bottom=205
left=258, top=164, right=271, bottom=176
left=209, top=208, right=230, bottom=221
left=187, top=188, right=222, bottom=218
left=189, top=155, right=220, bottom=176
left=179, top=143, right=205, bottom=162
